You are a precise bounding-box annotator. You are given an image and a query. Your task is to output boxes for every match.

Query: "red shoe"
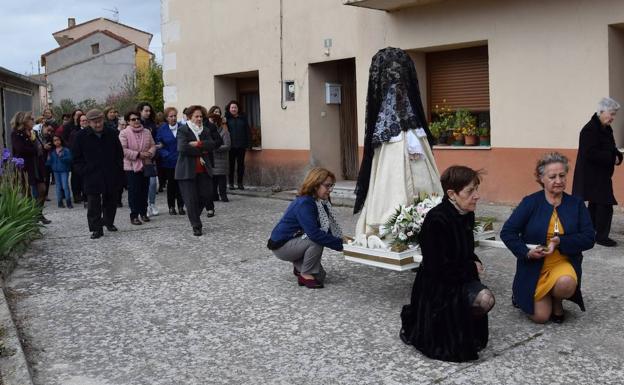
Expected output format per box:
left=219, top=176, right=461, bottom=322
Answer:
left=297, top=275, right=324, bottom=289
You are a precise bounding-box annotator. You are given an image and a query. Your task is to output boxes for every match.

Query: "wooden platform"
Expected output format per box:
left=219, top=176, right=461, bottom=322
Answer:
left=343, top=230, right=498, bottom=271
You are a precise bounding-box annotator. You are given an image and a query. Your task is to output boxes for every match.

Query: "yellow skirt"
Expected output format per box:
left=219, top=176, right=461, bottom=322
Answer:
left=534, top=251, right=577, bottom=301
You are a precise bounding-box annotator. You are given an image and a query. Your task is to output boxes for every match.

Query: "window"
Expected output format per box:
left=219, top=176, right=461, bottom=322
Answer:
left=427, top=45, right=490, bottom=146
left=91, top=43, right=100, bottom=55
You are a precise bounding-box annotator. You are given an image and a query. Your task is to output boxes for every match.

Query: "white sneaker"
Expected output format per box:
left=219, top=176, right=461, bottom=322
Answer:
left=147, top=205, right=153, bottom=217
left=149, top=204, right=159, bottom=217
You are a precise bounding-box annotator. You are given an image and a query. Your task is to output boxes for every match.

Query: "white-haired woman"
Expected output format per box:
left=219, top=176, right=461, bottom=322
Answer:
left=572, top=97, right=622, bottom=247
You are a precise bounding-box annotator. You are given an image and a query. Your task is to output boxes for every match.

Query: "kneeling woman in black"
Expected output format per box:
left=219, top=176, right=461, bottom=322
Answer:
left=400, top=165, right=494, bottom=362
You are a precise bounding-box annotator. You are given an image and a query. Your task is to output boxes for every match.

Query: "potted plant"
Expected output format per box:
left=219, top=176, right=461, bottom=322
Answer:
left=453, top=109, right=477, bottom=146
left=478, top=122, right=490, bottom=146
left=452, top=130, right=465, bottom=146
left=429, top=121, right=445, bottom=145
left=429, top=101, right=454, bottom=145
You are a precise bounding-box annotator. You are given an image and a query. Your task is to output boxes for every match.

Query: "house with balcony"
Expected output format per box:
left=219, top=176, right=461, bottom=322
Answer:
left=161, top=0, right=624, bottom=204
left=41, top=17, right=154, bottom=105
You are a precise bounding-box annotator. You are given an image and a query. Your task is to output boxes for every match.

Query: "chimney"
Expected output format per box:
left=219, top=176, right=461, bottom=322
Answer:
left=68, top=18, right=76, bottom=28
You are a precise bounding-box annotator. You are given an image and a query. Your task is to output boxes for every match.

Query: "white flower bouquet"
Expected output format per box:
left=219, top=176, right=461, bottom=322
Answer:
left=379, top=193, right=443, bottom=251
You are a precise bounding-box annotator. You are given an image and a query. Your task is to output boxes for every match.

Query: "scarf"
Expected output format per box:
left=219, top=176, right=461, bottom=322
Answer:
left=169, top=123, right=178, bottom=137
left=125, top=126, right=148, bottom=172
left=315, top=199, right=343, bottom=238
left=354, top=47, right=434, bottom=214
left=187, top=120, right=203, bottom=139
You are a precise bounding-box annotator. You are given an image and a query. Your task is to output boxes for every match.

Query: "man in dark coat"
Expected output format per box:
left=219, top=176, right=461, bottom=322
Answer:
left=72, top=109, right=125, bottom=239
left=572, top=97, right=622, bottom=247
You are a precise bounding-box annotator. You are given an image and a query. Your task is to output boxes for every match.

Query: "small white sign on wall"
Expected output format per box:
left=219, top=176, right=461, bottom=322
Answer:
left=325, top=83, right=341, bottom=104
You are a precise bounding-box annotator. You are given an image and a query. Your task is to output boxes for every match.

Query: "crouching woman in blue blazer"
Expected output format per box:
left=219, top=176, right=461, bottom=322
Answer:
left=268, top=168, right=344, bottom=289
left=501, top=152, right=594, bottom=324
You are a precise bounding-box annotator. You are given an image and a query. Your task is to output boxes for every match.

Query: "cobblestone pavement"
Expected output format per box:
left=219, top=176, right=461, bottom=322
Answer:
left=5, top=191, right=624, bottom=384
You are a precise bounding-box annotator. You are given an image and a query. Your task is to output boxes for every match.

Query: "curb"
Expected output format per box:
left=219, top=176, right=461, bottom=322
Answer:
left=0, top=278, right=34, bottom=385
left=228, top=188, right=357, bottom=207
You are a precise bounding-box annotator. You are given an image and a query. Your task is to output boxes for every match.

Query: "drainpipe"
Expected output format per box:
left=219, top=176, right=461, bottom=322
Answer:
left=280, top=0, right=287, bottom=110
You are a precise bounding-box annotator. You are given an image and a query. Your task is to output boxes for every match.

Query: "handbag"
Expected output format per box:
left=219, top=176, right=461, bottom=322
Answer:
left=143, top=163, right=158, bottom=177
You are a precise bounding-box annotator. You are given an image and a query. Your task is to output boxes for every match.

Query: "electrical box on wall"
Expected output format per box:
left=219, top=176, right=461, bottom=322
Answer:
left=325, top=83, right=341, bottom=104
left=283, top=80, right=295, bottom=102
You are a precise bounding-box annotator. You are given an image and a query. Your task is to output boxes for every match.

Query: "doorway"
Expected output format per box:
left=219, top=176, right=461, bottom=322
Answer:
left=214, top=71, right=262, bottom=148
left=308, top=58, right=358, bottom=180
left=609, top=24, right=624, bottom=144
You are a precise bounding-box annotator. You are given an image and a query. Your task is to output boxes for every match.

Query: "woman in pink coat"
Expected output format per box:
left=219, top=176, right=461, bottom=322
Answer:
left=119, top=110, right=156, bottom=225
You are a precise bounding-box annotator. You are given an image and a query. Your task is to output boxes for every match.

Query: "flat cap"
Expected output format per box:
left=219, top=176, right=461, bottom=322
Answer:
left=85, top=109, right=104, bottom=121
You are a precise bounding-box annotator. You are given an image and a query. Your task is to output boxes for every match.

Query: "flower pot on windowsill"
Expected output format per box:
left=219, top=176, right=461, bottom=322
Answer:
left=452, top=133, right=464, bottom=146
left=479, top=136, right=490, bottom=146
left=464, top=134, right=478, bottom=146
left=436, top=133, right=450, bottom=146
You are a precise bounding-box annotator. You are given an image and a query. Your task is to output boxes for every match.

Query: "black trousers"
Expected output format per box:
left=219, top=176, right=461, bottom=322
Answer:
left=126, top=171, right=149, bottom=219
left=213, top=175, right=228, bottom=200
left=86, top=192, right=117, bottom=232
left=228, top=148, right=246, bottom=186
left=588, top=202, right=613, bottom=241
left=178, top=173, right=213, bottom=229
left=158, top=161, right=167, bottom=190
left=163, top=168, right=184, bottom=209
left=71, top=168, right=84, bottom=201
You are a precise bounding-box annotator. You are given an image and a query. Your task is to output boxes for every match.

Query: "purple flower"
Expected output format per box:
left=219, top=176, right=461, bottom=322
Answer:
left=1, top=148, right=10, bottom=162
left=11, top=157, right=24, bottom=168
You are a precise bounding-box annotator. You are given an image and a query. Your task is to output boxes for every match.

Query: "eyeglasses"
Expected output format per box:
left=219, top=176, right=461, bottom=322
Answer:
left=321, top=183, right=335, bottom=190
left=129, top=117, right=140, bottom=121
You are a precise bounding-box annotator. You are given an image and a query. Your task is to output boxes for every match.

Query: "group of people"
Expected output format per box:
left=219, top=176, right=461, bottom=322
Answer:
left=267, top=47, right=621, bottom=364
left=10, top=45, right=621, bottom=365
left=10, top=100, right=253, bottom=238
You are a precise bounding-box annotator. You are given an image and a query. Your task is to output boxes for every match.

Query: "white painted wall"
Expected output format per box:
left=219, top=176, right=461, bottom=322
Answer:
left=162, top=0, right=624, bottom=150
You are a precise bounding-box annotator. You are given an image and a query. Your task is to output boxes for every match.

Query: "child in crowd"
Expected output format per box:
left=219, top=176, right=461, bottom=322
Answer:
left=46, top=135, right=73, bottom=208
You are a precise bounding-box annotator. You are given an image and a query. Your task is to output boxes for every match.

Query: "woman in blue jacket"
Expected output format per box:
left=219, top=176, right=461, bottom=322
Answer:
left=268, top=168, right=344, bottom=289
left=46, top=135, right=73, bottom=208
left=501, top=152, right=594, bottom=324
left=155, top=107, right=185, bottom=215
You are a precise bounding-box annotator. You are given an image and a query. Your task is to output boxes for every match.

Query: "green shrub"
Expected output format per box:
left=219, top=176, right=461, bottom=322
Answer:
left=0, top=149, right=42, bottom=259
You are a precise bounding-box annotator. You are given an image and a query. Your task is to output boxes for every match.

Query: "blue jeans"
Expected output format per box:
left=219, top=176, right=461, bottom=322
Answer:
left=54, top=172, right=71, bottom=203
left=148, top=176, right=157, bottom=205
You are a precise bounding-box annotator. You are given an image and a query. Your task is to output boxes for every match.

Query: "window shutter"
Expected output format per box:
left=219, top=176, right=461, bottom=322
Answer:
left=427, top=46, right=489, bottom=112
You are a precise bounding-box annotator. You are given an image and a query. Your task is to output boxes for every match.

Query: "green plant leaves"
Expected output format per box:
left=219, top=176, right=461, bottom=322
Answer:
left=0, top=158, right=42, bottom=258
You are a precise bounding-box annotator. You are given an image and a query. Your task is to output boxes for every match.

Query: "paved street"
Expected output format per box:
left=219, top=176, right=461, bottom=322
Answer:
left=5, top=191, right=624, bottom=384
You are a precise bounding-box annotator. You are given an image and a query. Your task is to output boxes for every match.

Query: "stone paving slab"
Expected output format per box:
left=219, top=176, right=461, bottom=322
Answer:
left=4, top=192, right=624, bottom=384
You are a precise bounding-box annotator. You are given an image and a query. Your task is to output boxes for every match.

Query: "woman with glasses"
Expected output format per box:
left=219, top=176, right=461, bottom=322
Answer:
left=119, top=111, right=156, bottom=225
left=155, top=107, right=185, bottom=215
left=267, top=168, right=344, bottom=289
left=501, top=153, right=594, bottom=324
left=10, top=111, right=51, bottom=224
left=400, top=165, right=494, bottom=362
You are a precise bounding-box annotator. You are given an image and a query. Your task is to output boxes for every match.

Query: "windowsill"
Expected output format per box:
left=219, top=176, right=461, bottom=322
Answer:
left=433, top=145, right=492, bottom=150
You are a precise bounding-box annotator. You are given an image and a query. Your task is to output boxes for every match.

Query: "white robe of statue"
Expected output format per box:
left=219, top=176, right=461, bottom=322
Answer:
left=355, top=128, right=443, bottom=238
